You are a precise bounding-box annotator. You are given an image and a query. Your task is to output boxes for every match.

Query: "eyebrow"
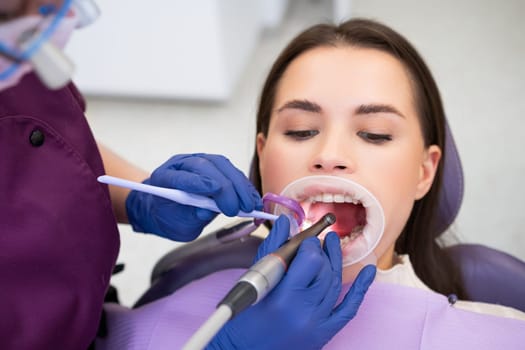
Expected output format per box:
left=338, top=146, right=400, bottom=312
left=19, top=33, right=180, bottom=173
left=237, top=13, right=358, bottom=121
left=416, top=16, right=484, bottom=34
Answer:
left=276, top=99, right=406, bottom=119
left=276, top=99, right=322, bottom=113
left=356, top=103, right=406, bottom=118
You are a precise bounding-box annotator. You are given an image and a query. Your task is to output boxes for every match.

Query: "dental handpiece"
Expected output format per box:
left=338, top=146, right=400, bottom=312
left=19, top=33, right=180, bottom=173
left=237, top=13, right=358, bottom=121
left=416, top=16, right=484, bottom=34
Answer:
left=220, top=213, right=336, bottom=312
left=182, top=214, right=336, bottom=350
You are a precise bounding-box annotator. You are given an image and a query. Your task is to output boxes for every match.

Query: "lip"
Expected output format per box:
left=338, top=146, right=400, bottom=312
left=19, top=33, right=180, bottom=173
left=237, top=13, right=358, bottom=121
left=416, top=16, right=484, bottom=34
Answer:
left=277, top=175, right=385, bottom=266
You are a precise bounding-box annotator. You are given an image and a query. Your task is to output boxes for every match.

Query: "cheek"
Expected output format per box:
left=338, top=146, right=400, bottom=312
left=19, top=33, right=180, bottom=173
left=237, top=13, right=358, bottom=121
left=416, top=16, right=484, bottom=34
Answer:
left=259, top=139, right=303, bottom=195
left=361, top=146, right=421, bottom=206
left=378, top=160, right=421, bottom=204
left=363, top=148, right=424, bottom=259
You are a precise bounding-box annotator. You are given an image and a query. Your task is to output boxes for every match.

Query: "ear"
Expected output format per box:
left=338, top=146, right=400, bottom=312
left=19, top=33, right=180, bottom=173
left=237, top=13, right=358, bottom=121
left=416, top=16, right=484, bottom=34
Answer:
left=415, top=145, right=441, bottom=200
left=256, top=132, right=267, bottom=162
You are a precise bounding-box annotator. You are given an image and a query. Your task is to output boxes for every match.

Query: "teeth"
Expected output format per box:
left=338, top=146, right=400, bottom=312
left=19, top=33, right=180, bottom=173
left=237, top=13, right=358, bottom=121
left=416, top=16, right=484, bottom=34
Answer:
left=308, top=192, right=361, bottom=204
left=349, top=231, right=361, bottom=240
left=322, top=193, right=333, bottom=202
left=334, top=194, right=345, bottom=203
left=351, top=225, right=364, bottom=234
left=339, top=226, right=364, bottom=246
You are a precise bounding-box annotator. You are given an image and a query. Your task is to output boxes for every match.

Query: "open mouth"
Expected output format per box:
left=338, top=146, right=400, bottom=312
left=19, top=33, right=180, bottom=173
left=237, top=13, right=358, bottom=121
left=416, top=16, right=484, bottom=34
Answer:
left=276, top=176, right=385, bottom=266
left=301, top=197, right=366, bottom=244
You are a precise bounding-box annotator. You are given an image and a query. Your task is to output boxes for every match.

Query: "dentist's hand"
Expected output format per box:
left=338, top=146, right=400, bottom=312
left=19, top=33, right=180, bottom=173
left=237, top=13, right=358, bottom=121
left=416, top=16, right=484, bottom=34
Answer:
left=208, top=216, right=376, bottom=350
left=125, top=153, right=262, bottom=242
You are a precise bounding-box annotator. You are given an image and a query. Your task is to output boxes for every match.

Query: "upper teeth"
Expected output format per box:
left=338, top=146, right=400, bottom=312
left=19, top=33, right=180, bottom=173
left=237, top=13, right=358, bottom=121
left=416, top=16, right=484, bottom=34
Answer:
left=311, top=193, right=360, bottom=205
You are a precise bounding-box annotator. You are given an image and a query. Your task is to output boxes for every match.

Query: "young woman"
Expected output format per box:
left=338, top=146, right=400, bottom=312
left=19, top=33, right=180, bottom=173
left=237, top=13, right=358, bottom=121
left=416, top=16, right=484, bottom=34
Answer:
left=251, top=18, right=525, bottom=321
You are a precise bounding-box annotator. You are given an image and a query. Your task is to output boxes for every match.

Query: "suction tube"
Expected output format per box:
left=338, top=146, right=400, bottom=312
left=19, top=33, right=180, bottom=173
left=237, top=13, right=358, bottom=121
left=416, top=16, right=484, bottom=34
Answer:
left=182, top=213, right=336, bottom=350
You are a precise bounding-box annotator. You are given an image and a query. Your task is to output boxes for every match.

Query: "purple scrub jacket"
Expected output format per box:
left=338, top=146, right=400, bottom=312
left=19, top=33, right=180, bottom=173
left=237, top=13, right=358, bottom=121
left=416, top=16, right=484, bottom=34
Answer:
left=0, top=73, right=120, bottom=349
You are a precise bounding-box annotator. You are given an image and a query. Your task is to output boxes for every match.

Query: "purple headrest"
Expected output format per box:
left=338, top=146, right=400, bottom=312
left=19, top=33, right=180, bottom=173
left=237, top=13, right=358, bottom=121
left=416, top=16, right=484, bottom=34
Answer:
left=436, top=121, right=464, bottom=235
left=249, top=120, right=464, bottom=237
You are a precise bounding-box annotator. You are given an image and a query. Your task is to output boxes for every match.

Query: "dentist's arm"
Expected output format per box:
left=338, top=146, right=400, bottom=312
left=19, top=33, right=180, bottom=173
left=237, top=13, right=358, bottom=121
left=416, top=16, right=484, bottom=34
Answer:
left=98, top=145, right=262, bottom=242
left=97, top=143, right=147, bottom=222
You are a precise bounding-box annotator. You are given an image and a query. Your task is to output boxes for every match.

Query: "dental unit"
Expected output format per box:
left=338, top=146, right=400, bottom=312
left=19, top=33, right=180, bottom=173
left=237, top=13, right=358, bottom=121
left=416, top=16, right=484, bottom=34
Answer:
left=0, top=0, right=99, bottom=89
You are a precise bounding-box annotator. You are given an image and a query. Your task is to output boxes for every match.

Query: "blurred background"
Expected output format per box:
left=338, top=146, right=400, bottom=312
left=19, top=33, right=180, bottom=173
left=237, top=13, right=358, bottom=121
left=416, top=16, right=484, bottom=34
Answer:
left=66, top=0, right=525, bottom=306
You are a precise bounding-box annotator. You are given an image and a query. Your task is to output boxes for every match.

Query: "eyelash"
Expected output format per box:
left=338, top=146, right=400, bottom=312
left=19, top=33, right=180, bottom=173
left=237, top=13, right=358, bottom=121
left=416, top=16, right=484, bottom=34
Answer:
left=284, top=130, right=319, bottom=140
left=357, top=131, right=392, bottom=144
left=284, top=130, right=393, bottom=144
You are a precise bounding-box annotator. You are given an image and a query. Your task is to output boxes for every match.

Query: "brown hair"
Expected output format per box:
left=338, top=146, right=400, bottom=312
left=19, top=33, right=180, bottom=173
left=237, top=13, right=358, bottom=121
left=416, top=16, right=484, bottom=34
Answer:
left=250, top=18, right=466, bottom=298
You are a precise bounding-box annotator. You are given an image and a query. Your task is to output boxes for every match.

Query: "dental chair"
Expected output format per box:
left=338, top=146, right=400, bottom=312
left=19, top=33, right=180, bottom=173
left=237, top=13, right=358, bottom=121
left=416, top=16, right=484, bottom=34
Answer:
left=133, top=220, right=260, bottom=308
left=132, top=122, right=525, bottom=313
left=135, top=224, right=525, bottom=313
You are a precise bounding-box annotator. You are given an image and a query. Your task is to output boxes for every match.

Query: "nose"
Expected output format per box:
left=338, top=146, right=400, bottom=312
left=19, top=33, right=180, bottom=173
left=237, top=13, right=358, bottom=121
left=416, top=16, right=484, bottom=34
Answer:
left=310, top=133, right=355, bottom=174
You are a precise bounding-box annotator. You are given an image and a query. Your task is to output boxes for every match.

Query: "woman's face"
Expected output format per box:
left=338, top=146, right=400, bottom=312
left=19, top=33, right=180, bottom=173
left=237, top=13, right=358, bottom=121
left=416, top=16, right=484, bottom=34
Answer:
left=257, top=46, right=440, bottom=277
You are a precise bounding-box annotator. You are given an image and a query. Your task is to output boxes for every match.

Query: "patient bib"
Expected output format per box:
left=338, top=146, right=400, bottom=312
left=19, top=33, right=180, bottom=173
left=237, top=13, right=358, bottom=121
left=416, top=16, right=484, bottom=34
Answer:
left=98, top=269, right=525, bottom=349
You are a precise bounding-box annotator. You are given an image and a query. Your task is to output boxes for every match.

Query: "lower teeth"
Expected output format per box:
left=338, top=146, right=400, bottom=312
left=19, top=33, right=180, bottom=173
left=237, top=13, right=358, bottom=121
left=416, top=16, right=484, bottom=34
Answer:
left=341, top=226, right=364, bottom=245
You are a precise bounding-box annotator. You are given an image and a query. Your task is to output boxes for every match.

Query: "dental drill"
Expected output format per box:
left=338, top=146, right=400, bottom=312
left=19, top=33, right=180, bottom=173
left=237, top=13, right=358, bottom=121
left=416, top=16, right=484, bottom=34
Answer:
left=182, top=213, right=336, bottom=350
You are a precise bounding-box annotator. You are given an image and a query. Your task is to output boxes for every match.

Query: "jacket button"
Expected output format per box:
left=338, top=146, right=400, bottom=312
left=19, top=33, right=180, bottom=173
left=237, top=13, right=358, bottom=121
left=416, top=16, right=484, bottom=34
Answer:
left=29, top=129, right=45, bottom=147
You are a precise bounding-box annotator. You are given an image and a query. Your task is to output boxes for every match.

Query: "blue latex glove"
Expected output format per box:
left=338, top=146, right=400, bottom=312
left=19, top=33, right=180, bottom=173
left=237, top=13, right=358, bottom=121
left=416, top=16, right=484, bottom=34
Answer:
left=125, top=153, right=262, bottom=242
left=208, top=216, right=377, bottom=350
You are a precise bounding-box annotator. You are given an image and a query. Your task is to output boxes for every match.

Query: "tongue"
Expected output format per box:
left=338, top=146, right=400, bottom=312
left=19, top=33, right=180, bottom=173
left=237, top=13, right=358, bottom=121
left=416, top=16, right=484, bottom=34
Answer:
left=307, top=202, right=366, bottom=238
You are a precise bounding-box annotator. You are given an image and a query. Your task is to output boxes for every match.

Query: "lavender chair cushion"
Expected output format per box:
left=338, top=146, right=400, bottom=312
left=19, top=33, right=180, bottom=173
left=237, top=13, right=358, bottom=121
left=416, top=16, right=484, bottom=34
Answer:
left=133, top=228, right=261, bottom=308
left=448, top=244, right=525, bottom=312
left=435, top=121, right=464, bottom=234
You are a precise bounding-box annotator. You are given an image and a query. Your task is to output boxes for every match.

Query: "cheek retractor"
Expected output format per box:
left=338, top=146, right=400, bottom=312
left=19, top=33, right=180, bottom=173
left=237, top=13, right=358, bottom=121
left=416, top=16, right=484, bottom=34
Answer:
left=273, top=175, right=385, bottom=267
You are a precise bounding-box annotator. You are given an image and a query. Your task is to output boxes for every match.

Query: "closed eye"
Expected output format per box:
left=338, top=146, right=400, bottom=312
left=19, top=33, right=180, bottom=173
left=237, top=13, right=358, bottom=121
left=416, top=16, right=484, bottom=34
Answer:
left=284, top=130, right=319, bottom=140
left=357, top=131, right=392, bottom=144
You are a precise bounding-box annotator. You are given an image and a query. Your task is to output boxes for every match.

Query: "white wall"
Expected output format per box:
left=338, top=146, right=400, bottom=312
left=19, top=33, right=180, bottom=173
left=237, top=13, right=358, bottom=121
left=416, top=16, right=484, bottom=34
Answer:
left=66, top=0, right=287, bottom=100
